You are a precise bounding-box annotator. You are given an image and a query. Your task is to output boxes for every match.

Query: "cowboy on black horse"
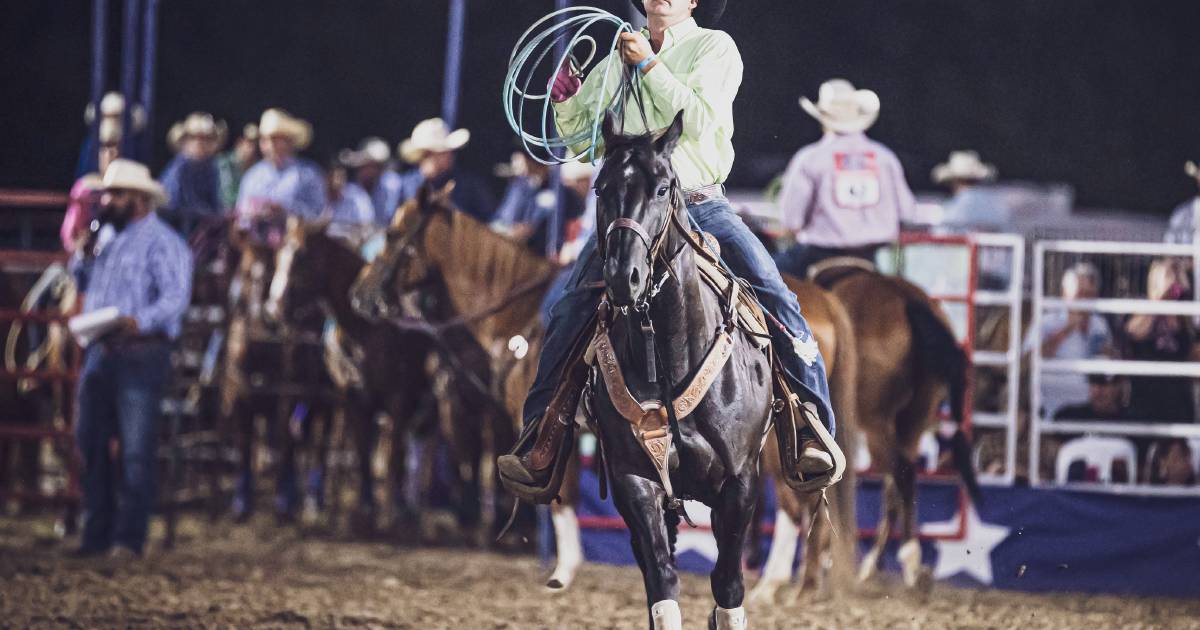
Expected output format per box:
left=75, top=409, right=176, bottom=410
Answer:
left=498, top=0, right=841, bottom=500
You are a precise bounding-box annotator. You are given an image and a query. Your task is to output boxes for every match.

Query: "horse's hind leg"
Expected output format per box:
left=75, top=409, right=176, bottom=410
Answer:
left=610, top=473, right=681, bottom=630
left=709, top=473, right=756, bottom=629
left=858, top=474, right=897, bottom=583
left=892, top=454, right=925, bottom=588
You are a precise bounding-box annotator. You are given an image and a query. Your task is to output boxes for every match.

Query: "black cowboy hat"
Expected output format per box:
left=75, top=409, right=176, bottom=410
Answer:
left=631, top=0, right=726, bottom=26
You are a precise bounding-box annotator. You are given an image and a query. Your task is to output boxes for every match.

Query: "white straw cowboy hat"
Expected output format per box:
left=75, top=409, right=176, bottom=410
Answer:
left=83, top=91, right=146, bottom=131
left=167, top=112, right=228, bottom=153
left=339, top=137, right=392, bottom=168
left=399, top=118, right=470, bottom=164
left=101, top=158, right=168, bottom=207
left=800, top=79, right=880, bottom=134
left=259, top=108, right=313, bottom=150
left=241, top=123, right=260, bottom=142
left=932, top=150, right=998, bottom=185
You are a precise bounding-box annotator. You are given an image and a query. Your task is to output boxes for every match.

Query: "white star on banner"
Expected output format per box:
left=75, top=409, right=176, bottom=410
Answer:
left=674, top=501, right=719, bottom=562
left=922, top=503, right=1010, bottom=585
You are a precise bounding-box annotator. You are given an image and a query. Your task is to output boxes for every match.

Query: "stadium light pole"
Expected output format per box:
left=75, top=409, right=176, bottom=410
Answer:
left=546, top=0, right=570, bottom=259
left=138, top=0, right=159, bottom=164
left=90, top=0, right=108, bottom=150
left=119, top=0, right=141, bottom=160
left=441, top=0, right=467, bottom=129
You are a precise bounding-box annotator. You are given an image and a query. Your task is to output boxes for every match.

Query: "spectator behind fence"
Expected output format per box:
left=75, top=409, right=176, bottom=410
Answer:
left=492, top=151, right=585, bottom=259
left=1053, top=373, right=1132, bottom=422
left=1124, top=258, right=1196, bottom=422
left=69, top=159, right=193, bottom=559
left=1144, top=438, right=1197, bottom=486
left=236, top=109, right=326, bottom=247
left=160, top=112, right=226, bottom=237
left=1027, top=262, right=1113, bottom=418
left=62, top=118, right=122, bottom=253
left=395, top=118, right=494, bottom=223
left=216, top=124, right=260, bottom=210
left=1163, top=161, right=1200, bottom=244
left=323, top=158, right=375, bottom=243
left=340, top=137, right=404, bottom=227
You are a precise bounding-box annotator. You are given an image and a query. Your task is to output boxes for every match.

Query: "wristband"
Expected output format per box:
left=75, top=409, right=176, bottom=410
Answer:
left=636, top=53, right=657, bottom=73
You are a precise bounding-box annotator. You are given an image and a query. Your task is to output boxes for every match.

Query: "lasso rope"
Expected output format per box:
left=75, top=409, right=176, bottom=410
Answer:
left=503, top=6, right=643, bottom=165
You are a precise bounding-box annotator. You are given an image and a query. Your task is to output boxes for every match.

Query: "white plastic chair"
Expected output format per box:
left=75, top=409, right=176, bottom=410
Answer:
left=1054, top=436, right=1137, bottom=485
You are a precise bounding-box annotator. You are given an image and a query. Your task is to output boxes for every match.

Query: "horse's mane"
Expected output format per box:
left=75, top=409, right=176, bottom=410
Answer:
left=434, top=208, right=559, bottom=307
left=427, top=205, right=559, bottom=342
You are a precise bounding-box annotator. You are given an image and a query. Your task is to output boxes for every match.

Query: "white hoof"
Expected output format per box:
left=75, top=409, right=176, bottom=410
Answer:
left=545, top=504, right=583, bottom=591
left=712, top=606, right=746, bottom=630
left=898, top=539, right=922, bottom=588
left=857, top=546, right=881, bottom=583
left=651, top=600, right=682, bottom=630
left=747, top=578, right=785, bottom=606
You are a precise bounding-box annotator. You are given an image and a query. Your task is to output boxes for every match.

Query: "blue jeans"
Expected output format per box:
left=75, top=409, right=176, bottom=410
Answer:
left=75, top=340, right=172, bottom=553
left=522, top=197, right=835, bottom=435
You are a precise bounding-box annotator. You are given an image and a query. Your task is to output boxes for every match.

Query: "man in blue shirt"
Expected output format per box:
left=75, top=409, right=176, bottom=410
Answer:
left=492, top=151, right=585, bottom=258
left=324, top=158, right=376, bottom=243
left=396, top=118, right=494, bottom=223
left=159, top=112, right=227, bottom=237
left=340, top=137, right=404, bottom=226
left=70, top=159, right=193, bottom=558
left=237, top=109, right=326, bottom=247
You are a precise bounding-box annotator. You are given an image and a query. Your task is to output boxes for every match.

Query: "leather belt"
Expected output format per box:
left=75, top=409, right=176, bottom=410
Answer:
left=683, top=184, right=725, bottom=206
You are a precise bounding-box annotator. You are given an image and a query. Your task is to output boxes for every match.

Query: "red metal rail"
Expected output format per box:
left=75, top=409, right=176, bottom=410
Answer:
left=0, top=248, right=82, bottom=506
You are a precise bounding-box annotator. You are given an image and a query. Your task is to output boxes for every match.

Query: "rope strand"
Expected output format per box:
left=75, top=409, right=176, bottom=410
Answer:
left=503, top=6, right=641, bottom=165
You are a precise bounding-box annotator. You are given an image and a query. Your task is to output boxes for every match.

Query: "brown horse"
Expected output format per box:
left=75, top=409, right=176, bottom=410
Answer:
left=749, top=278, right=859, bottom=603
left=219, top=228, right=339, bottom=523
left=349, top=185, right=582, bottom=573
left=819, top=268, right=980, bottom=588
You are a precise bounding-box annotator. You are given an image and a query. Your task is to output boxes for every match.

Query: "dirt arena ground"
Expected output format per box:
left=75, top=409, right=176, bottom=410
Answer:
left=1, top=515, right=1197, bottom=629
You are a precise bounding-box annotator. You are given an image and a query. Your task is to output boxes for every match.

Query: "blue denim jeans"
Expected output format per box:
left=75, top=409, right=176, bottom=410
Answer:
left=75, top=340, right=172, bottom=553
left=522, top=197, right=835, bottom=435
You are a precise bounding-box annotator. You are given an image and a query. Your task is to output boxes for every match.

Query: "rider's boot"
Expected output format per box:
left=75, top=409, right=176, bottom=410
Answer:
left=497, top=338, right=591, bottom=503
left=773, top=372, right=843, bottom=491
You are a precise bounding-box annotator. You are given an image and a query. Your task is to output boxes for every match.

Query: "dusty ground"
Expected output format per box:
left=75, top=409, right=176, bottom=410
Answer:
left=1, top=515, right=1197, bottom=629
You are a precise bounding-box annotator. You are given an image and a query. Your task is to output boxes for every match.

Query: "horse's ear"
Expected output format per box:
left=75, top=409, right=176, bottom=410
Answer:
left=602, top=111, right=620, bottom=147
left=435, top=180, right=456, bottom=203
left=654, top=110, right=685, bottom=157
left=416, top=182, right=434, bottom=210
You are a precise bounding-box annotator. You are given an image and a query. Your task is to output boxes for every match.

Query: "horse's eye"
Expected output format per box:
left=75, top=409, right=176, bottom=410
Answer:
left=657, top=186, right=669, bottom=198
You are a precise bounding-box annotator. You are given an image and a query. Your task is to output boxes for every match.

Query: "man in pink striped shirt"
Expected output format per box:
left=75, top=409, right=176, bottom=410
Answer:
left=775, top=79, right=918, bottom=278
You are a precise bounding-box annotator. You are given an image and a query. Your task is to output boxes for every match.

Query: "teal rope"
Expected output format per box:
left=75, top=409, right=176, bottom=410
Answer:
left=503, top=6, right=640, bottom=165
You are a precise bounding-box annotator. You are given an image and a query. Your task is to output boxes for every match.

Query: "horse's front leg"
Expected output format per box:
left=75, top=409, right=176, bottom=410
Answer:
left=610, top=472, right=682, bottom=630
left=709, top=472, right=756, bottom=630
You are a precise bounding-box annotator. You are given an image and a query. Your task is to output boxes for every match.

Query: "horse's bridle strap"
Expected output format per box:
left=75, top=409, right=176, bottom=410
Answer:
left=605, top=217, right=654, bottom=252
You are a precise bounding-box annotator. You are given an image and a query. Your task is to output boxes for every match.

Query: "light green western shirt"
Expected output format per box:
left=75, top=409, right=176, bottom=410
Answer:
left=553, top=17, right=743, bottom=190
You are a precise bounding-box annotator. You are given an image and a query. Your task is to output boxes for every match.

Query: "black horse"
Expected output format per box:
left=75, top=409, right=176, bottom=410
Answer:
left=591, top=112, right=772, bottom=629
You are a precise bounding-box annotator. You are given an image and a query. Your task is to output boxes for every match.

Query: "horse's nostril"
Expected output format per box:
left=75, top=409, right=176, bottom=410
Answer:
left=629, top=267, right=641, bottom=287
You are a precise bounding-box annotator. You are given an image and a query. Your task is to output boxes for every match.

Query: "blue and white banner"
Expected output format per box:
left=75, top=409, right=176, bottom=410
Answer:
left=572, top=470, right=1200, bottom=598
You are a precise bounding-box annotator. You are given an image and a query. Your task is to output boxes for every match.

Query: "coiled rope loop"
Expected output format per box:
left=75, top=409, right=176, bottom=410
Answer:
left=503, top=6, right=643, bottom=165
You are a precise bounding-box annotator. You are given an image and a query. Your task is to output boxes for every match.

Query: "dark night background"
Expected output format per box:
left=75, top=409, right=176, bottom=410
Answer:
left=3, top=0, right=1200, bottom=215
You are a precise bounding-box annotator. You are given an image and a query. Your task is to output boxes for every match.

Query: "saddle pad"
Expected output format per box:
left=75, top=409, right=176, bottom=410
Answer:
left=692, top=249, right=770, bottom=342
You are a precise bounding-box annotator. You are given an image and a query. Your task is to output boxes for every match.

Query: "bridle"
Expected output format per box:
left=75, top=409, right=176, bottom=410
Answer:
left=599, top=179, right=687, bottom=312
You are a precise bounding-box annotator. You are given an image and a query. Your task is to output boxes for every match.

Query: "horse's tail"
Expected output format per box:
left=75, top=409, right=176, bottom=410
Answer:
left=903, top=298, right=982, bottom=504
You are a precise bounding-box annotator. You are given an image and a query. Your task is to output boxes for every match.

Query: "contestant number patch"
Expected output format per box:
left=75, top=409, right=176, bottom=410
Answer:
left=833, top=152, right=880, bottom=209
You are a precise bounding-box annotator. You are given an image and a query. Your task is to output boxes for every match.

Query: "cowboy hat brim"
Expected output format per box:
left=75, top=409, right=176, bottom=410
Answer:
left=166, top=119, right=229, bottom=153
left=932, top=163, right=997, bottom=185
left=632, top=0, right=726, bottom=25
left=104, top=179, right=169, bottom=208
left=399, top=128, right=470, bottom=164
left=799, top=95, right=880, bottom=134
